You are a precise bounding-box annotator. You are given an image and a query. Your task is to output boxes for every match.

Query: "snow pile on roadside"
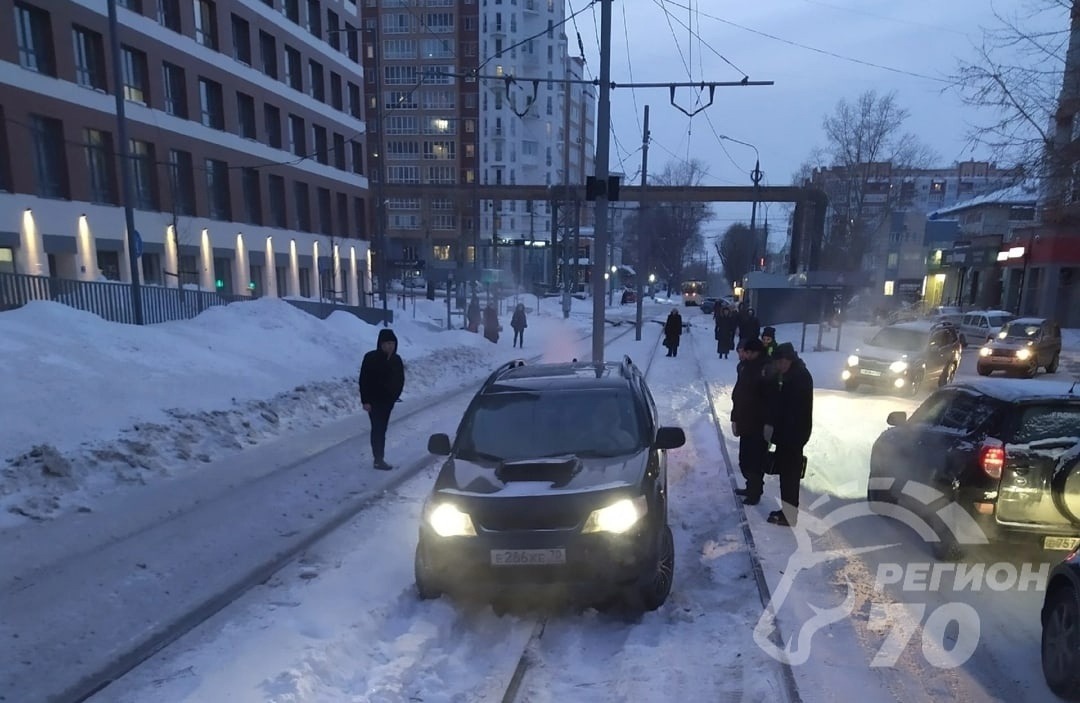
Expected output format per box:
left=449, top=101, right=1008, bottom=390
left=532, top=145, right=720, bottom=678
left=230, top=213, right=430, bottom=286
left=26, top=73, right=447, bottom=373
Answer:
left=0, top=298, right=589, bottom=525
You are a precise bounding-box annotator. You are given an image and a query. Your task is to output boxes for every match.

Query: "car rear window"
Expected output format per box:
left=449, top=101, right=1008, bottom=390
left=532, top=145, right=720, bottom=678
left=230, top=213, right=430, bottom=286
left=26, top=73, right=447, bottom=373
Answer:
left=987, top=314, right=1014, bottom=328
left=458, top=388, right=646, bottom=461
left=1011, top=404, right=1080, bottom=444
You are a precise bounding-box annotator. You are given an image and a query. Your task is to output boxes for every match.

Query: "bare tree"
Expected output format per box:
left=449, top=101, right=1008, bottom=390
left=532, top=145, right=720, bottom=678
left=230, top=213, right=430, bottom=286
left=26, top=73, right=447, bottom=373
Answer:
left=952, top=0, right=1071, bottom=179
left=715, top=223, right=756, bottom=286
left=623, top=159, right=714, bottom=284
left=799, top=90, right=937, bottom=271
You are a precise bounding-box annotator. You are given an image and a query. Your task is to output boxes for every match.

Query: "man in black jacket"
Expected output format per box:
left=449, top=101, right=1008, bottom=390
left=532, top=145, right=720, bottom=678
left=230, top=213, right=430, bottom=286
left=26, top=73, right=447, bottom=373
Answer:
left=358, top=328, right=405, bottom=470
left=730, top=338, right=768, bottom=505
left=763, top=342, right=813, bottom=526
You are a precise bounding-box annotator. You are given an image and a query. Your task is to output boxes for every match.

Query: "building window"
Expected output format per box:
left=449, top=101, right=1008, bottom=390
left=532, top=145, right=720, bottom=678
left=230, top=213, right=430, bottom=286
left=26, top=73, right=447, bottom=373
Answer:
left=118, top=0, right=142, bottom=10
left=241, top=167, right=261, bottom=225
left=0, top=107, right=10, bottom=193
left=268, top=174, right=287, bottom=227
left=345, top=22, right=359, bottom=62
left=351, top=141, right=364, bottom=175
left=237, top=92, right=256, bottom=139
left=294, top=181, right=311, bottom=231
left=283, top=0, right=300, bottom=23
left=264, top=104, right=282, bottom=148
left=259, top=30, right=277, bottom=78
left=313, top=125, right=329, bottom=164
left=306, top=0, right=321, bottom=36
left=337, top=192, right=349, bottom=237
left=298, top=267, right=311, bottom=298
left=353, top=197, right=366, bottom=239
left=72, top=26, right=107, bottom=91
left=143, top=253, right=163, bottom=285
left=284, top=46, right=303, bottom=91
left=288, top=114, right=306, bottom=155
left=83, top=129, right=116, bottom=204
left=309, top=59, right=325, bottom=101
left=158, top=0, right=182, bottom=32
left=15, top=2, right=55, bottom=76
left=199, top=77, right=224, bottom=129
left=122, top=46, right=149, bottom=104
left=205, top=158, right=231, bottom=219
left=348, top=82, right=362, bottom=118
left=129, top=139, right=157, bottom=209
left=317, top=187, right=332, bottom=234
left=331, top=132, right=346, bottom=170
left=193, top=0, right=218, bottom=50
left=167, top=149, right=195, bottom=216
left=327, top=11, right=340, bottom=50
left=231, top=14, right=251, bottom=64
left=161, top=62, right=187, bottom=118
left=30, top=115, right=68, bottom=198
left=0, top=248, right=16, bottom=274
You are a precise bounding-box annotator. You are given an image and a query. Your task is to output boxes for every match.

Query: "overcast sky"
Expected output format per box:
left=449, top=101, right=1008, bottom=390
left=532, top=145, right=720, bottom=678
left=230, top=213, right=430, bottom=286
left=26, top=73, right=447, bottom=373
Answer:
left=567, top=0, right=1065, bottom=257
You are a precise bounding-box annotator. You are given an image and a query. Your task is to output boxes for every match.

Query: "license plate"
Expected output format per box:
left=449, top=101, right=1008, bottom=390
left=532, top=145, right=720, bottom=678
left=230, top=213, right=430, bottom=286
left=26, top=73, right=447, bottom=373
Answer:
left=490, top=548, right=566, bottom=566
left=1044, top=537, right=1080, bottom=551
left=860, top=369, right=882, bottom=377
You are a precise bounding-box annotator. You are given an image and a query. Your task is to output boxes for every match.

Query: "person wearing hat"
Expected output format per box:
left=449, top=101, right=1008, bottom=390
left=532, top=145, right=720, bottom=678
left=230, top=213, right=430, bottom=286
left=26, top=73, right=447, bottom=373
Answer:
left=359, top=328, right=406, bottom=471
left=730, top=337, right=769, bottom=504
left=762, top=342, right=814, bottom=526
left=761, top=326, right=778, bottom=358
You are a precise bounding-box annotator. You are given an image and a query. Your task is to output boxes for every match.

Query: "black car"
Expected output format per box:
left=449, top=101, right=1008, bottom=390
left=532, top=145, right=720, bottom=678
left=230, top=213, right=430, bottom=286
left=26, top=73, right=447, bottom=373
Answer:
left=868, top=379, right=1080, bottom=559
left=1042, top=550, right=1080, bottom=699
left=417, top=357, right=686, bottom=612
left=843, top=321, right=962, bottom=395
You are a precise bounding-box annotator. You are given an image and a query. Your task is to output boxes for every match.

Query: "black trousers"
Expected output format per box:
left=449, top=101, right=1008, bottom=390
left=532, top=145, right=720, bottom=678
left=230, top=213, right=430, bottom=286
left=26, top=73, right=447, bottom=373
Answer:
left=738, top=432, right=768, bottom=498
left=774, top=444, right=805, bottom=512
left=368, top=402, right=394, bottom=460
left=513, top=329, right=524, bottom=347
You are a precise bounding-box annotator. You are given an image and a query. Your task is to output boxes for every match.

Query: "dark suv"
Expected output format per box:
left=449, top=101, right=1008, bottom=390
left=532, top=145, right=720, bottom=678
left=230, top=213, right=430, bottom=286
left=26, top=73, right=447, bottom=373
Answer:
left=868, top=379, right=1080, bottom=559
left=843, top=321, right=962, bottom=395
left=417, top=357, right=686, bottom=612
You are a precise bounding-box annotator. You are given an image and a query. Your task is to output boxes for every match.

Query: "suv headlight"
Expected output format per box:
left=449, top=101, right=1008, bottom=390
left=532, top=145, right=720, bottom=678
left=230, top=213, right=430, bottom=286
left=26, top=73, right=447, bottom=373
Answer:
left=889, top=360, right=908, bottom=373
left=979, top=346, right=992, bottom=357
left=426, top=502, right=477, bottom=537
left=847, top=355, right=859, bottom=367
left=583, top=495, right=649, bottom=534
left=1016, top=348, right=1032, bottom=360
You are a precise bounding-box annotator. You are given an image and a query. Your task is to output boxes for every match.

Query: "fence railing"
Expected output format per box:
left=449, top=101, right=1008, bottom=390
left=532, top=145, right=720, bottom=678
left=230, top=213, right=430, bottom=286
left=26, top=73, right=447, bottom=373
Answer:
left=0, top=272, right=392, bottom=326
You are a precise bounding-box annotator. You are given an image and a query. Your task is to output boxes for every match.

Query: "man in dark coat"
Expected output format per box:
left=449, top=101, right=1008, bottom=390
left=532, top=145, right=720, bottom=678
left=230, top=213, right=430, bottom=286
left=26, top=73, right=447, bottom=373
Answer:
left=483, top=303, right=500, bottom=343
left=510, top=303, right=527, bottom=348
left=761, top=326, right=778, bottom=358
left=738, top=307, right=761, bottom=342
left=663, top=308, right=683, bottom=357
left=763, top=342, right=814, bottom=526
left=730, top=338, right=768, bottom=504
left=467, top=296, right=481, bottom=332
left=714, top=306, right=737, bottom=359
left=358, top=328, right=405, bottom=470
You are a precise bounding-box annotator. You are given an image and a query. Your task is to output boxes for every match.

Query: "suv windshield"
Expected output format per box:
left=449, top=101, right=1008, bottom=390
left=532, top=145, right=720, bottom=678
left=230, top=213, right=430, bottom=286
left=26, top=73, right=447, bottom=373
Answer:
left=457, top=388, right=646, bottom=461
left=869, top=327, right=927, bottom=352
left=999, top=321, right=1043, bottom=340
left=987, top=314, right=1014, bottom=328
left=1012, top=403, right=1080, bottom=444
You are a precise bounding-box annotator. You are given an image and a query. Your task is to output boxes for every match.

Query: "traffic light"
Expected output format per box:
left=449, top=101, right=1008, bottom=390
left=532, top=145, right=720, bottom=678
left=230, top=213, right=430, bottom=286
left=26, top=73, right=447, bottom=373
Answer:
left=215, top=279, right=224, bottom=289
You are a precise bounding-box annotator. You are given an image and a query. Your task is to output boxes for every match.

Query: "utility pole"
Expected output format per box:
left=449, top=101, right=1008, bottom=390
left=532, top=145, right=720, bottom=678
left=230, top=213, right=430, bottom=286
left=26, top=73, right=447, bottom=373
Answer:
left=590, top=0, right=614, bottom=364
left=634, top=105, right=650, bottom=341
left=747, top=159, right=763, bottom=284
left=106, top=0, right=144, bottom=325
left=368, top=20, right=390, bottom=326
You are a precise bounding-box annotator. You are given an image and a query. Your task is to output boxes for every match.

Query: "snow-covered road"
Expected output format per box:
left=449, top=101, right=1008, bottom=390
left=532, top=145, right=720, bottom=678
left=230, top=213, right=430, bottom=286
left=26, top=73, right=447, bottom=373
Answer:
left=88, top=315, right=795, bottom=703
left=688, top=321, right=1061, bottom=703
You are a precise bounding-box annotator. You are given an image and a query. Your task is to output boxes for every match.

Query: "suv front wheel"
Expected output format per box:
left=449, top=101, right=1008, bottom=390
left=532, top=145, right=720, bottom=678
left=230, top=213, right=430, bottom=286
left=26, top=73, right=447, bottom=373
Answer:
left=632, top=523, right=675, bottom=612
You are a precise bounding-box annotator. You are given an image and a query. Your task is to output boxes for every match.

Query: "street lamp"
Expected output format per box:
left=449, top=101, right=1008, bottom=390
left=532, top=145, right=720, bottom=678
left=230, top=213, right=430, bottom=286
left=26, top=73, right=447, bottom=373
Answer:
left=608, top=264, right=617, bottom=305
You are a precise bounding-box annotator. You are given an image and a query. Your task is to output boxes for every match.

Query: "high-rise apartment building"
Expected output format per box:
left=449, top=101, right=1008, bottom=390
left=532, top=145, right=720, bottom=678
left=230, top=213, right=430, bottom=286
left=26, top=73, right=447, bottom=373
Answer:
left=363, top=0, right=596, bottom=287
left=1, top=0, right=371, bottom=304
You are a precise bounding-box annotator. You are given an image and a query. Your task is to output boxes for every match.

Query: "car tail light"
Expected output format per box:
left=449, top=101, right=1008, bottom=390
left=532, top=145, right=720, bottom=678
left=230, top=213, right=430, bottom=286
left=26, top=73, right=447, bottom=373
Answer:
left=980, top=440, right=1005, bottom=480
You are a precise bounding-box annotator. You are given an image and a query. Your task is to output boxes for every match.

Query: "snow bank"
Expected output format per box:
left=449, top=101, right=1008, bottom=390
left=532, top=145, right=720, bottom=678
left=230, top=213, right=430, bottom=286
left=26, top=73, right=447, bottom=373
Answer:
left=0, top=297, right=591, bottom=524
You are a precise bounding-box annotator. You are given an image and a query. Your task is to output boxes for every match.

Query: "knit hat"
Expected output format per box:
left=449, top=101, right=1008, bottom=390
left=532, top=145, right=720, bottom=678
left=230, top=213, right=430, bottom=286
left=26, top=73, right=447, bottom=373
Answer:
left=743, top=338, right=765, bottom=353
left=762, top=326, right=776, bottom=338
left=774, top=342, right=798, bottom=360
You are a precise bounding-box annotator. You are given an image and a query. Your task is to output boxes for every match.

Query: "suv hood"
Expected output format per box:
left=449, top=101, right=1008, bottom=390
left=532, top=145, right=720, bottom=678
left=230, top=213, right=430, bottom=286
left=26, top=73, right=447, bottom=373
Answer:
left=985, top=338, right=1035, bottom=352
left=434, top=451, right=648, bottom=497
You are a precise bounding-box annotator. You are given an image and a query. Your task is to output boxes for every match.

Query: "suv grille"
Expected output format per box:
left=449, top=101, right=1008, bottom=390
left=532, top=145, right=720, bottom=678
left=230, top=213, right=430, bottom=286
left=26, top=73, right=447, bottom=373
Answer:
left=472, top=502, right=584, bottom=531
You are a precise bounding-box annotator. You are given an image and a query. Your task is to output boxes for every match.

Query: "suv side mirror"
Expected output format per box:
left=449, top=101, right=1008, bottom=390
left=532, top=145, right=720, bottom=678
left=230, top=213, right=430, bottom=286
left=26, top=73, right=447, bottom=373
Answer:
left=886, top=411, right=907, bottom=427
left=654, top=426, right=686, bottom=450
left=427, top=433, right=452, bottom=455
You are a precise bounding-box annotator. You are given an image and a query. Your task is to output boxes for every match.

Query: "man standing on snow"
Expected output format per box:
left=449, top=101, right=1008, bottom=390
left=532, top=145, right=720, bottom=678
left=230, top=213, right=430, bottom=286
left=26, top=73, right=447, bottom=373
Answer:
left=763, top=342, right=813, bottom=526
left=358, top=328, right=405, bottom=470
left=730, top=338, right=768, bottom=505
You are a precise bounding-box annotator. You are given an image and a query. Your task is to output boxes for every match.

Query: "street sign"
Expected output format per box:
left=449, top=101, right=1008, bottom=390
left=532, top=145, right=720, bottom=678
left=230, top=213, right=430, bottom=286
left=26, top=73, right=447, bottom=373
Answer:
left=133, top=230, right=143, bottom=258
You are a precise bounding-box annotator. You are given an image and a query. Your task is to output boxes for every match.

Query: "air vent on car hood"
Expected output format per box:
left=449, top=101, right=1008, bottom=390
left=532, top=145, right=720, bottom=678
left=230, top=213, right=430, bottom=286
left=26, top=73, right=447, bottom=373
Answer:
left=495, top=456, right=581, bottom=486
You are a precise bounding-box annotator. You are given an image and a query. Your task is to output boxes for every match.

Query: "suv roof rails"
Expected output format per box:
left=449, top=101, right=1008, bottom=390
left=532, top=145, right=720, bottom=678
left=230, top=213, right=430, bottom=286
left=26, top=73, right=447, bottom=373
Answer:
left=620, top=354, right=637, bottom=379
left=480, top=358, right=527, bottom=392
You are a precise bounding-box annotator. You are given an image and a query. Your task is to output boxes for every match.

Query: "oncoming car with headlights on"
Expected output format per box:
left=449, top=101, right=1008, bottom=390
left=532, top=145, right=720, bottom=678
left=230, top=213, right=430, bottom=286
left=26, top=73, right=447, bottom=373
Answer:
left=415, top=356, right=686, bottom=612
left=976, top=317, right=1062, bottom=378
left=842, top=321, right=962, bottom=395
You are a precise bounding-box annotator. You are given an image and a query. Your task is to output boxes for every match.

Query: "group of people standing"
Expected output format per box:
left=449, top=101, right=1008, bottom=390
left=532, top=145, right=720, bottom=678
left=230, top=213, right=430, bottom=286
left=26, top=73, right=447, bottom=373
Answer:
left=466, top=297, right=529, bottom=348
left=727, top=312, right=814, bottom=528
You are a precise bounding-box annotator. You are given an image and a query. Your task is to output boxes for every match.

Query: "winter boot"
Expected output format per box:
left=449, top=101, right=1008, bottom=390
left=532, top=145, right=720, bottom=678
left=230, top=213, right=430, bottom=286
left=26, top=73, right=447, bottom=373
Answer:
left=374, top=458, right=393, bottom=471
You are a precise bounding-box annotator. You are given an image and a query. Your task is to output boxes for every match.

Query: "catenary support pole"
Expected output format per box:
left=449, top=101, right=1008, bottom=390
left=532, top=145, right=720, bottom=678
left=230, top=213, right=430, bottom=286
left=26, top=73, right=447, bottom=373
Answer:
left=591, top=0, right=614, bottom=364
left=106, top=0, right=144, bottom=325
left=635, top=105, right=650, bottom=341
